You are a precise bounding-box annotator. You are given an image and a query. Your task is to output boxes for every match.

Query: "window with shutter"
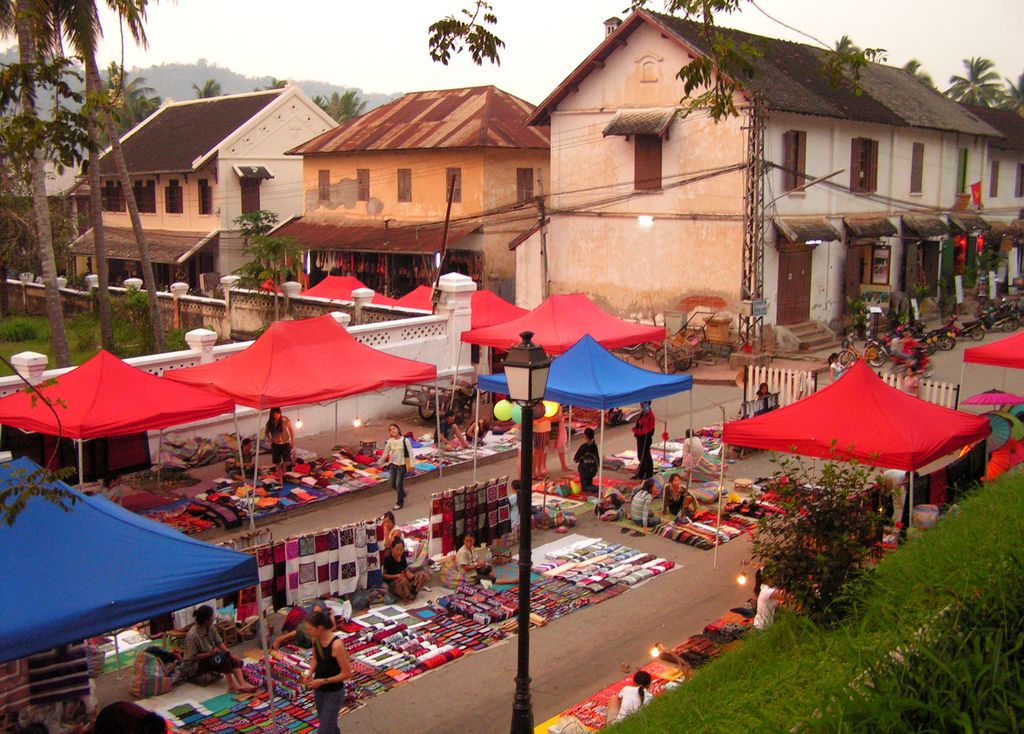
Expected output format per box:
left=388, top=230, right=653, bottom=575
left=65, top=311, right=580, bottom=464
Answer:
left=133, top=180, right=156, bottom=213
left=850, top=138, right=879, bottom=193
left=357, top=169, right=370, bottom=201
left=397, top=169, right=412, bottom=202
left=956, top=148, right=968, bottom=194
left=1016, top=163, right=1024, bottom=198
left=782, top=130, right=807, bottom=191
left=990, top=160, right=999, bottom=198
left=866, top=139, right=878, bottom=192
left=910, top=142, right=924, bottom=194
left=634, top=135, right=662, bottom=191
left=240, top=179, right=261, bottom=213
left=516, top=168, right=534, bottom=203
left=446, top=168, right=462, bottom=203
left=164, top=180, right=183, bottom=214
left=318, top=170, right=331, bottom=201
left=198, top=179, right=213, bottom=215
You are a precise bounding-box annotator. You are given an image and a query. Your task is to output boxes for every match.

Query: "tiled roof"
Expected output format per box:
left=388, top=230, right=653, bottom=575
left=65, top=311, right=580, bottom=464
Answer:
left=603, top=109, right=677, bottom=137
left=71, top=227, right=218, bottom=264
left=960, top=105, right=1024, bottom=152
left=529, top=11, right=999, bottom=138
left=289, top=86, right=549, bottom=154
left=845, top=217, right=898, bottom=238
left=98, top=91, right=283, bottom=175
left=902, top=215, right=949, bottom=238
left=774, top=217, right=841, bottom=243
left=948, top=213, right=990, bottom=232
left=274, top=218, right=478, bottom=254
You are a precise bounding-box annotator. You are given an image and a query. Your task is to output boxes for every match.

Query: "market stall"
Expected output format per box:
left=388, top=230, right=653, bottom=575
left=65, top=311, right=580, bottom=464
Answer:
left=723, top=360, right=989, bottom=557
left=476, top=334, right=692, bottom=490
left=301, top=274, right=400, bottom=306
left=0, top=350, right=235, bottom=484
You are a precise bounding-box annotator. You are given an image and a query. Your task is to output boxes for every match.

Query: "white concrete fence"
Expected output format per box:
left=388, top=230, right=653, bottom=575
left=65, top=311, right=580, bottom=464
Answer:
left=877, top=373, right=960, bottom=408
left=744, top=365, right=817, bottom=406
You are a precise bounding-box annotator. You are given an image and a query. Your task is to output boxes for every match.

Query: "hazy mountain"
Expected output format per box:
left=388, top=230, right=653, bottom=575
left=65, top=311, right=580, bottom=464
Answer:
left=0, top=48, right=398, bottom=109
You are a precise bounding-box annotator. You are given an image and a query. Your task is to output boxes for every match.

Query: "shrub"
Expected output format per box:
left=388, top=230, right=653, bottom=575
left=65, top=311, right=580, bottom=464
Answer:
left=0, top=318, right=41, bottom=342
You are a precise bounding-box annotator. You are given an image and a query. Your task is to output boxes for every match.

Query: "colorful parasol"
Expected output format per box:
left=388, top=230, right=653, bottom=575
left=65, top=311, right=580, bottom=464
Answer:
left=962, top=389, right=1024, bottom=406
left=985, top=413, right=1013, bottom=452
left=999, top=411, right=1024, bottom=441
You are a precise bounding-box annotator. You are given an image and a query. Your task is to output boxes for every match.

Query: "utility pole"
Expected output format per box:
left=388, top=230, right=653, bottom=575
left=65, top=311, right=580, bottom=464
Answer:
left=536, top=169, right=549, bottom=301
left=739, top=98, right=766, bottom=348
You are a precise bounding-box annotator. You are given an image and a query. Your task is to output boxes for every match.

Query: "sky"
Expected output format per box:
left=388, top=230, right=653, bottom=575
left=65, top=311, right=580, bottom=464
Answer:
left=90, top=0, right=1024, bottom=103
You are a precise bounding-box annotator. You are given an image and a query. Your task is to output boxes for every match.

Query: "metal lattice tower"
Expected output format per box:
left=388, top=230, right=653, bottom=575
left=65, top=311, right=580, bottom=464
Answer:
left=740, top=99, right=766, bottom=347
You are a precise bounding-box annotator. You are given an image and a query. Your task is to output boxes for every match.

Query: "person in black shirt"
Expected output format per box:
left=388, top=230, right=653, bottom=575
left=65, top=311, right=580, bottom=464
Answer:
left=573, top=427, right=600, bottom=493
left=381, top=538, right=431, bottom=602
left=304, top=612, right=351, bottom=734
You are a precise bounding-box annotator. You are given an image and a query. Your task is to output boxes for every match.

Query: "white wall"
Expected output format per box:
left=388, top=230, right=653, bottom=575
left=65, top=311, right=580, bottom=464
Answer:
left=985, top=149, right=1024, bottom=220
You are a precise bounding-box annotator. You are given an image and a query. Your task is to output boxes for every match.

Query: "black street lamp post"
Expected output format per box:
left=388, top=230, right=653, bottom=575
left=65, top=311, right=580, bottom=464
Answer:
left=503, top=330, right=550, bottom=734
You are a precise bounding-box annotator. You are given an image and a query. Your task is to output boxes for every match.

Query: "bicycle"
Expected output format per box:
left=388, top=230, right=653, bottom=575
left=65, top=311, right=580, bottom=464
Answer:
left=838, top=334, right=886, bottom=368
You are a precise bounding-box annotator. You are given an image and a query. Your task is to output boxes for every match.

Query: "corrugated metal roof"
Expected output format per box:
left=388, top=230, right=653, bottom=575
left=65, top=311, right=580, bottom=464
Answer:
left=529, top=11, right=1000, bottom=138
left=289, top=86, right=549, bottom=154
left=98, top=91, right=283, bottom=175
left=845, top=217, right=898, bottom=238
left=603, top=109, right=677, bottom=137
left=275, top=218, right=478, bottom=254
left=71, top=227, right=218, bottom=264
left=774, top=217, right=841, bottom=243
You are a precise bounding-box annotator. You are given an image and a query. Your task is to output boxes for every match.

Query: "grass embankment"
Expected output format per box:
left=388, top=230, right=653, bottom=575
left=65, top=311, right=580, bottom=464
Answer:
left=616, top=475, right=1024, bottom=733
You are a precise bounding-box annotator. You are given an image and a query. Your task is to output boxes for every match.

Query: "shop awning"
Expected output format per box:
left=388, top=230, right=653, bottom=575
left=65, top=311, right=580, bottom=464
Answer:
left=274, top=218, right=479, bottom=255
left=901, top=215, right=949, bottom=238
left=845, top=217, right=898, bottom=238
left=988, top=219, right=1024, bottom=237
left=233, top=165, right=273, bottom=180
left=0, top=456, right=256, bottom=662
left=774, top=217, right=841, bottom=243
left=722, top=360, right=989, bottom=471
left=948, top=212, right=989, bottom=233
left=602, top=108, right=677, bottom=138
left=71, top=227, right=218, bottom=265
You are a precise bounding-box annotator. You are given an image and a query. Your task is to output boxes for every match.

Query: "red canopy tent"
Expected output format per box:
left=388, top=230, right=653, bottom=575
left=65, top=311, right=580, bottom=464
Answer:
left=0, top=350, right=234, bottom=439
left=461, top=293, right=665, bottom=355
left=469, top=290, right=528, bottom=330
left=393, top=285, right=433, bottom=311
left=963, top=332, right=1024, bottom=369
left=164, top=315, right=436, bottom=409
left=723, top=361, right=989, bottom=471
left=302, top=275, right=399, bottom=306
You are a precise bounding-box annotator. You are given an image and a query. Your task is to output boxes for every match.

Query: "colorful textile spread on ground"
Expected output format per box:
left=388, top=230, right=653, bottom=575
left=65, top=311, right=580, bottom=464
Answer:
left=145, top=438, right=518, bottom=535
left=652, top=498, right=782, bottom=550
left=160, top=691, right=324, bottom=733
left=602, top=434, right=724, bottom=481
left=544, top=610, right=752, bottom=731
left=427, top=477, right=514, bottom=557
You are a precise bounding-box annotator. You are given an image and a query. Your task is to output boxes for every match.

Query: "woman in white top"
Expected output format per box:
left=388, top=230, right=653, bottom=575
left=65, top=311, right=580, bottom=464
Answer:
left=380, top=423, right=415, bottom=511
left=753, top=569, right=785, bottom=630
left=605, top=670, right=653, bottom=724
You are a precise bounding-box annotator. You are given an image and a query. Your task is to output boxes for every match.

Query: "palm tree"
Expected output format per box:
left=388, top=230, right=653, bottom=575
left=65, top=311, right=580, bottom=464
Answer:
left=1004, top=72, right=1024, bottom=114
left=255, top=77, right=287, bottom=91
left=833, top=35, right=858, bottom=54
left=902, top=59, right=935, bottom=89
left=192, top=78, right=221, bottom=99
left=313, top=90, right=367, bottom=122
left=62, top=1, right=165, bottom=351
left=946, top=57, right=1004, bottom=107
left=105, top=61, right=160, bottom=134
left=2, top=0, right=71, bottom=366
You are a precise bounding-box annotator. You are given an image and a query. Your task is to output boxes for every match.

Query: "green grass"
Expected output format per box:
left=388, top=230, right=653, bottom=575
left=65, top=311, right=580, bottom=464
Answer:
left=614, top=475, right=1024, bottom=733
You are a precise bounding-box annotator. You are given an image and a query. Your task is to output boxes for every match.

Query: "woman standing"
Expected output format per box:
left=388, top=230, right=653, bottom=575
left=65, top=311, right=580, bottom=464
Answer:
left=632, top=401, right=656, bottom=480
left=182, top=606, right=256, bottom=693
left=380, top=424, right=415, bottom=510
left=553, top=406, right=570, bottom=472
left=304, top=612, right=352, bottom=734
left=265, top=407, right=295, bottom=485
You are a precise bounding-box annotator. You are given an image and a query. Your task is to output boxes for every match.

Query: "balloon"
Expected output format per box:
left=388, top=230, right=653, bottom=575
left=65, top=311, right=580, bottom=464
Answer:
left=543, top=400, right=560, bottom=418
left=511, top=404, right=523, bottom=424
left=493, top=399, right=513, bottom=421
left=532, top=402, right=546, bottom=420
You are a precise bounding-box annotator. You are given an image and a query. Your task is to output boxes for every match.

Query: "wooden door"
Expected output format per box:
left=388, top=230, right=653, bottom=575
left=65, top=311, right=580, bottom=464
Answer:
left=921, top=242, right=940, bottom=295
left=845, top=244, right=868, bottom=302
left=776, top=246, right=812, bottom=325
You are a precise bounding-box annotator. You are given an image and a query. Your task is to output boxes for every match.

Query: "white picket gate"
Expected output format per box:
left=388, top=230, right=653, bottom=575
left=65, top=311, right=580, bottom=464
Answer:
left=877, top=373, right=960, bottom=408
left=745, top=365, right=816, bottom=406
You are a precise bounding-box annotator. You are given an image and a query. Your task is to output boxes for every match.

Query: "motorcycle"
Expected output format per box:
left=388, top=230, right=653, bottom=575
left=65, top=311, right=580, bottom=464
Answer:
left=982, top=299, right=1020, bottom=332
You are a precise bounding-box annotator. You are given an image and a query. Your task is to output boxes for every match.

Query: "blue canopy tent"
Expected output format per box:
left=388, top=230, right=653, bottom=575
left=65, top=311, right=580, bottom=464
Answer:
left=0, top=457, right=257, bottom=662
left=475, top=334, right=694, bottom=491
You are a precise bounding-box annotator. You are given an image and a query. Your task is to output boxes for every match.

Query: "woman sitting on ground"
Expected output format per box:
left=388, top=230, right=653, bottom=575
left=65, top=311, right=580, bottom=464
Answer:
left=382, top=538, right=431, bottom=602
left=380, top=510, right=403, bottom=548
left=604, top=670, right=653, bottom=724
left=664, top=473, right=697, bottom=518
left=182, top=605, right=256, bottom=692
left=629, top=479, right=660, bottom=528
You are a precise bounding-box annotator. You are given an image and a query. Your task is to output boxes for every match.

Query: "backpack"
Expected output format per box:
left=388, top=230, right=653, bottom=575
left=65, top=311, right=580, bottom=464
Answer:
left=578, top=450, right=599, bottom=474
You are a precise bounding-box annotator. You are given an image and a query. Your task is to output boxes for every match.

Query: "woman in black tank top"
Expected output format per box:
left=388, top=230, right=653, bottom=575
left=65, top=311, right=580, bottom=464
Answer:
left=304, top=612, right=352, bottom=734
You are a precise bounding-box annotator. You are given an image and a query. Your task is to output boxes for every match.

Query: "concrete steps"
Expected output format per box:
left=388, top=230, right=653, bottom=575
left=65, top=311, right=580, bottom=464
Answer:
left=780, top=321, right=838, bottom=353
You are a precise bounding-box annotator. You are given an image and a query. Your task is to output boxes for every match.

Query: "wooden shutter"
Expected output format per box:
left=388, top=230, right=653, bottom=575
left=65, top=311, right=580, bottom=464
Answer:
left=782, top=131, right=796, bottom=191
left=990, top=160, right=999, bottom=198
left=516, top=168, right=534, bottom=203
left=198, top=179, right=212, bottom=215
left=795, top=131, right=806, bottom=189
left=865, top=140, right=879, bottom=193
left=397, top=169, right=412, bottom=202
left=446, top=168, right=462, bottom=203
left=318, top=170, right=330, bottom=201
left=850, top=138, right=863, bottom=191
left=356, top=169, right=370, bottom=201
left=1017, top=163, right=1024, bottom=198
left=634, top=135, right=662, bottom=191
left=240, top=179, right=261, bottom=214
left=164, top=180, right=183, bottom=214
left=910, top=143, right=924, bottom=194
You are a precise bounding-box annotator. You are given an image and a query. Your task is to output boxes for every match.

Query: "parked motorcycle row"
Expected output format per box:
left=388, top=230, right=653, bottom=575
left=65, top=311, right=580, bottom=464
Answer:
left=839, top=298, right=1024, bottom=379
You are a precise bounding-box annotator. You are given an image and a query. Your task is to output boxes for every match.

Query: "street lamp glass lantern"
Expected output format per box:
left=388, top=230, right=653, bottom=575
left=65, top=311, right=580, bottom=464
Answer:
left=503, top=331, right=550, bottom=404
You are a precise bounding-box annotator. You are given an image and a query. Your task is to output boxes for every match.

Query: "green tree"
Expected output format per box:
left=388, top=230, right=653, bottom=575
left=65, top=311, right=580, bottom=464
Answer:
left=105, top=61, right=160, bottom=133
left=1003, top=72, right=1024, bottom=114
left=946, top=57, right=1004, bottom=107
left=0, top=158, right=39, bottom=317
left=313, top=89, right=366, bottom=122
left=233, top=210, right=301, bottom=322
left=903, top=59, right=934, bottom=89
left=192, top=78, right=221, bottom=98
left=751, top=455, right=884, bottom=626
left=255, top=77, right=287, bottom=91
left=429, top=1, right=885, bottom=122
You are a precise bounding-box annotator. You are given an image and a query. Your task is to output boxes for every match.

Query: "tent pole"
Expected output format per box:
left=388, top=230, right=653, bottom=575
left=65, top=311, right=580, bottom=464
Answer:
left=472, top=389, right=480, bottom=482
left=958, top=362, right=967, bottom=408
left=156, top=430, right=164, bottom=486
left=232, top=409, right=244, bottom=470
left=251, top=409, right=262, bottom=534
left=334, top=400, right=339, bottom=445
left=908, top=471, right=915, bottom=536
left=566, top=405, right=573, bottom=463
left=77, top=439, right=84, bottom=488
left=663, top=336, right=668, bottom=375
left=714, top=441, right=727, bottom=570
left=435, top=374, right=443, bottom=478
left=689, top=389, right=693, bottom=439
left=599, top=410, right=605, bottom=499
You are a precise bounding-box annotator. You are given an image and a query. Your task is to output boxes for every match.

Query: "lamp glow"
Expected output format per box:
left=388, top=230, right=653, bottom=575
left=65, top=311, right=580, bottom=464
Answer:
left=737, top=573, right=748, bottom=586
left=650, top=646, right=660, bottom=659
left=295, top=418, right=303, bottom=430
left=637, top=215, right=654, bottom=228
left=434, top=251, right=441, bottom=268
left=353, top=417, right=362, bottom=428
